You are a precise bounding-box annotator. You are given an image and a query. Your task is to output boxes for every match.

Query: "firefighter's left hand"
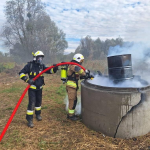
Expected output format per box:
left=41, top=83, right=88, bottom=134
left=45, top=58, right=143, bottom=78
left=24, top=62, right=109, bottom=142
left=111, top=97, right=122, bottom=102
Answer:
left=27, top=79, right=35, bottom=85
left=53, top=64, right=58, bottom=73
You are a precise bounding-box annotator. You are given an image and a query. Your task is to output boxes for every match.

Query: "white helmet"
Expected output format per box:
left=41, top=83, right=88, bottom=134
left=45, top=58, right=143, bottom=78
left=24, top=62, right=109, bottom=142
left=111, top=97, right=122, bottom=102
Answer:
left=34, top=51, right=44, bottom=57
left=73, top=53, right=84, bottom=63
left=32, top=51, right=44, bottom=61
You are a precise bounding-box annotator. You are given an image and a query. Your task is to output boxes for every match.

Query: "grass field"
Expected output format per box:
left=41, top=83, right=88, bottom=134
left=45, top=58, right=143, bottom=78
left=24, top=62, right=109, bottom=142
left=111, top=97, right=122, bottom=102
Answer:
left=0, top=63, right=150, bottom=150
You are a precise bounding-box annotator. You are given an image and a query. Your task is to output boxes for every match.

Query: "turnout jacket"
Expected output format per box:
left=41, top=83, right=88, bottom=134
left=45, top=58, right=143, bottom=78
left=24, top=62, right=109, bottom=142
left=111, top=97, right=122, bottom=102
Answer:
left=19, top=61, right=54, bottom=90
left=66, top=61, right=86, bottom=89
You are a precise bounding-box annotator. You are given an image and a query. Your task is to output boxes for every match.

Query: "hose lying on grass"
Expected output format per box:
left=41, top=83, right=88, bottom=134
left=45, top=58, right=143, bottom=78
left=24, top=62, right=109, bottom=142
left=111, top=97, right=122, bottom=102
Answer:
left=0, top=62, right=86, bottom=142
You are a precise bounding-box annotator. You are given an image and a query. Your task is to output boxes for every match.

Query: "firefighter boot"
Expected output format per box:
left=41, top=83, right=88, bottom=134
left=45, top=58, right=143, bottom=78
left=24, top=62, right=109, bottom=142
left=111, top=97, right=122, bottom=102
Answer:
left=67, top=114, right=79, bottom=121
left=27, top=120, right=34, bottom=128
left=36, top=115, right=42, bottom=121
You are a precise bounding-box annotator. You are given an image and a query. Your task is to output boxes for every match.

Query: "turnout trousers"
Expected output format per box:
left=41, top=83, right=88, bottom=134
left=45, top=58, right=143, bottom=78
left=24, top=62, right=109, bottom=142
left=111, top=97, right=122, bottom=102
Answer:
left=66, top=86, right=77, bottom=116
left=26, top=89, right=42, bottom=121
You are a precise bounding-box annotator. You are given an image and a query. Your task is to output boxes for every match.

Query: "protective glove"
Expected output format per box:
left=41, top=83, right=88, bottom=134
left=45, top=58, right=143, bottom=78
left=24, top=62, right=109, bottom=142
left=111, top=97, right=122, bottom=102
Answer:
left=85, top=69, right=90, bottom=74
left=27, top=79, right=35, bottom=85
left=53, top=64, right=58, bottom=73
left=85, top=69, right=90, bottom=79
left=85, top=70, right=94, bottom=79
left=89, top=74, right=94, bottom=79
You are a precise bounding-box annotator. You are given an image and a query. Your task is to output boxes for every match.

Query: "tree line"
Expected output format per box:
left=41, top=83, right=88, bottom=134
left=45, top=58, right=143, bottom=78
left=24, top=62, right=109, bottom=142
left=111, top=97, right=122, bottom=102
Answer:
left=75, top=35, right=123, bottom=60
left=62, top=36, right=123, bottom=61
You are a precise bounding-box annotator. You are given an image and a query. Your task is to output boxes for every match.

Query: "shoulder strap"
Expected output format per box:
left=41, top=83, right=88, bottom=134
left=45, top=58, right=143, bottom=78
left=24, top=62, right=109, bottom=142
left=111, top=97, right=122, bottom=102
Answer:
left=30, top=63, right=32, bottom=72
left=67, top=65, right=75, bottom=78
left=30, top=62, right=33, bottom=72
left=42, top=64, right=44, bottom=71
left=27, top=61, right=33, bottom=72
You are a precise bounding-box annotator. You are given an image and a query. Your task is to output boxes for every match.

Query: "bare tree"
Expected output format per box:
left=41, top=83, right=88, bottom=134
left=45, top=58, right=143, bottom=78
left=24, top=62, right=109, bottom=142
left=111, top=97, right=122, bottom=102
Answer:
left=75, top=35, right=94, bottom=58
left=1, top=0, right=68, bottom=63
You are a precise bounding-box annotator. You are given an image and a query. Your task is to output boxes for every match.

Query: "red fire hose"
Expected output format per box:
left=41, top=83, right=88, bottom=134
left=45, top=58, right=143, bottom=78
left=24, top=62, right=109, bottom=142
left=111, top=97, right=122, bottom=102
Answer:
left=0, top=62, right=86, bottom=142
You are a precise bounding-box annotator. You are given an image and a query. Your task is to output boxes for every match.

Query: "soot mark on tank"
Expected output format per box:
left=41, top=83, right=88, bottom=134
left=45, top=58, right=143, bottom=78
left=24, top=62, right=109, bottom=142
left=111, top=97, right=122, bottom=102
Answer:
left=114, top=92, right=146, bottom=138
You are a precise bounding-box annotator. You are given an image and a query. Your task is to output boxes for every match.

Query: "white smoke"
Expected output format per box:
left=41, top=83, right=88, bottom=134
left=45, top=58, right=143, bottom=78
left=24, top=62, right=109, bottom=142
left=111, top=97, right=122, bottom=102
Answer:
left=108, top=42, right=150, bottom=60
left=89, top=75, right=146, bottom=88
left=89, top=42, right=150, bottom=87
left=108, top=42, right=150, bottom=81
left=64, top=94, right=81, bottom=115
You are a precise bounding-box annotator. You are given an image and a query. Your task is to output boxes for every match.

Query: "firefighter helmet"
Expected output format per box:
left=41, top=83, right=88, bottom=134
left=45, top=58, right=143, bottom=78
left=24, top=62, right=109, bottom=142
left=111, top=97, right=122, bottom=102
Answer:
left=34, top=51, right=44, bottom=57
left=32, top=51, right=44, bottom=64
left=73, top=53, right=84, bottom=63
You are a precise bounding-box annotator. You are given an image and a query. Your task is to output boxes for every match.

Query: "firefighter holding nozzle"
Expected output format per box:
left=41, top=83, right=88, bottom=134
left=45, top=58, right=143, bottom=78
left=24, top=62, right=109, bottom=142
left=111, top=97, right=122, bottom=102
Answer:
left=19, top=51, right=58, bottom=128
left=61, top=53, right=94, bottom=121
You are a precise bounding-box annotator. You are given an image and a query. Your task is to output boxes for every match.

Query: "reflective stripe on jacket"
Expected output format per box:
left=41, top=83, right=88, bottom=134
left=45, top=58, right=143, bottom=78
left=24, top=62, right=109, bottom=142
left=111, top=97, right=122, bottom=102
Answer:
left=30, top=85, right=43, bottom=90
left=66, top=64, right=86, bottom=89
left=19, top=61, right=54, bottom=90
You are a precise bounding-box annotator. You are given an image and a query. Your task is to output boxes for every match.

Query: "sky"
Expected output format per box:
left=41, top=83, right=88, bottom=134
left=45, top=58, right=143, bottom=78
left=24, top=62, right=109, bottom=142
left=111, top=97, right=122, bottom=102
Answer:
left=0, top=0, right=150, bottom=53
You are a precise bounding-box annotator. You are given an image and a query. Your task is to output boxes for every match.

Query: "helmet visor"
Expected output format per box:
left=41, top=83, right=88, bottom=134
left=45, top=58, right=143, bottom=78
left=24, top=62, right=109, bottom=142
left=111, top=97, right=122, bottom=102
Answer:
left=36, top=56, right=43, bottom=64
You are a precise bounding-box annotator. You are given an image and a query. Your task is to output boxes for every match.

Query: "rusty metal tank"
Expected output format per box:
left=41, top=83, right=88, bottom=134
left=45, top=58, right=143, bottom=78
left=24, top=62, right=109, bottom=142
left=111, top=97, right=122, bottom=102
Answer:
left=107, top=54, right=133, bottom=81
left=81, top=54, right=150, bottom=139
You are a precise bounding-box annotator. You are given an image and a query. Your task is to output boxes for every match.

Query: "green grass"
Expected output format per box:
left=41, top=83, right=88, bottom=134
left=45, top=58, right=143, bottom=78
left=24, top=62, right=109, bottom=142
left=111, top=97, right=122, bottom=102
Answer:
left=56, top=84, right=66, bottom=96
left=52, top=84, right=67, bottom=105
left=38, top=138, right=47, bottom=150
left=10, top=130, right=23, bottom=143
left=55, top=98, right=63, bottom=104
left=0, top=62, right=15, bottom=73
left=42, top=105, right=48, bottom=109
left=3, top=62, right=15, bottom=69
left=1, top=86, right=22, bottom=93
left=1, top=130, right=24, bottom=149
left=6, top=107, right=13, bottom=110
left=0, top=113, right=5, bottom=118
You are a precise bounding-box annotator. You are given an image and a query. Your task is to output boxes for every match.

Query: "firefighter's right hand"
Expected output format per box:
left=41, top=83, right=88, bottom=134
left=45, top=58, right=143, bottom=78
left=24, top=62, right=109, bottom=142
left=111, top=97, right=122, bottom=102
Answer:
left=27, top=79, right=35, bottom=85
left=85, top=70, right=90, bottom=78
left=85, top=70, right=94, bottom=79
left=85, top=69, right=90, bottom=74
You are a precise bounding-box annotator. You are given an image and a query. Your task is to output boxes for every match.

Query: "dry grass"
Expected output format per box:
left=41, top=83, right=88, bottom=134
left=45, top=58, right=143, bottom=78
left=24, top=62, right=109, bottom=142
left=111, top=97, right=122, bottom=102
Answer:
left=83, top=59, right=108, bottom=74
left=0, top=62, right=150, bottom=150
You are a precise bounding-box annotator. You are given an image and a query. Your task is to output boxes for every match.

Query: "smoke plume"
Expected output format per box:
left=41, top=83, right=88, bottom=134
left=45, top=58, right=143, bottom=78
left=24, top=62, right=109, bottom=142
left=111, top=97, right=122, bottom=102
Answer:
left=89, top=42, right=150, bottom=87
left=108, top=42, right=150, bottom=83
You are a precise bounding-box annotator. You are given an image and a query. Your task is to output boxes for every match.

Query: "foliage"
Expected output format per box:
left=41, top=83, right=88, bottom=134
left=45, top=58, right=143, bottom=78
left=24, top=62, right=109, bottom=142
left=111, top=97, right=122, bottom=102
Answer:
left=75, top=36, right=123, bottom=60
left=1, top=0, right=68, bottom=63
left=56, top=84, right=66, bottom=96
left=0, top=63, right=15, bottom=73
left=0, top=51, right=13, bottom=63
left=0, top=52, right=15, bottom=72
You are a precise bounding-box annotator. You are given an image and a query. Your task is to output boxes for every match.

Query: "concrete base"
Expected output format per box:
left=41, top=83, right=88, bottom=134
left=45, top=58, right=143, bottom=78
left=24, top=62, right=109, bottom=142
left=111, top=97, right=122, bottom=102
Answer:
left=81, top=80, right=150, bottom=139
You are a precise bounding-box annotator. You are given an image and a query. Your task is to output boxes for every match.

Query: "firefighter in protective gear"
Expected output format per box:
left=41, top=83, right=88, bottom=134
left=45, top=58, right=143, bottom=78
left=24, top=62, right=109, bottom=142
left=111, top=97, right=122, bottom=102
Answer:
left=66, top=53, right=93, bottom=121
left=19, top=51, right=58, bottom=128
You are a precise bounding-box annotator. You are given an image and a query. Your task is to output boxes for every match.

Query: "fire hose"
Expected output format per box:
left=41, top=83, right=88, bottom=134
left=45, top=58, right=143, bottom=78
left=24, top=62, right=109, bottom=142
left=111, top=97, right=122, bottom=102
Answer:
left=0, top=62, right=86, bottom=142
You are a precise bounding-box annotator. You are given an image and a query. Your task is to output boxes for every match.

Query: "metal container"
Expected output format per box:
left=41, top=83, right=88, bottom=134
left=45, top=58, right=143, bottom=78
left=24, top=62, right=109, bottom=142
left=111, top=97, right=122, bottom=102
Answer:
left=107, top=54, right=133, bottom=81
left=81, top=80, right=150, bottom=139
